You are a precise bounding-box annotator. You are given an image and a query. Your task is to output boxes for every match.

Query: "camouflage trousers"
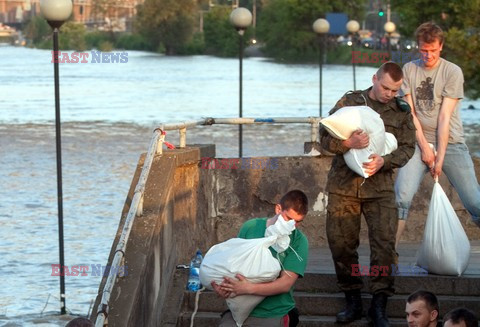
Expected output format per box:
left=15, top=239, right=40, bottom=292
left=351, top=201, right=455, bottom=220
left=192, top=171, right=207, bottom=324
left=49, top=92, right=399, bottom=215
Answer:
left=326, top=193, right=397, bottom=296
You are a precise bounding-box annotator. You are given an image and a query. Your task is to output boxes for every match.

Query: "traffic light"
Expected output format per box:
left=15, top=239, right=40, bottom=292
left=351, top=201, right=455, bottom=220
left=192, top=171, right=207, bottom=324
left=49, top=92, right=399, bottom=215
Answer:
left=378, top=8, right=384, bottom=17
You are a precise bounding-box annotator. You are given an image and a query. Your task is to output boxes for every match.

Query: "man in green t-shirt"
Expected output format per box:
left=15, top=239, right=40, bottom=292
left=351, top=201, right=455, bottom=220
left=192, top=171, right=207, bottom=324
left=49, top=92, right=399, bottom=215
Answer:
left=212, top=190, right=309, bottom=327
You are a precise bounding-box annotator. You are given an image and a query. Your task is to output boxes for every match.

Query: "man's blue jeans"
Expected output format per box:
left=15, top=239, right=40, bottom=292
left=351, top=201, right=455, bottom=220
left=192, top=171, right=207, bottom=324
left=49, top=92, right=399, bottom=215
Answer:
left=395, top=143, right=480, bottom=227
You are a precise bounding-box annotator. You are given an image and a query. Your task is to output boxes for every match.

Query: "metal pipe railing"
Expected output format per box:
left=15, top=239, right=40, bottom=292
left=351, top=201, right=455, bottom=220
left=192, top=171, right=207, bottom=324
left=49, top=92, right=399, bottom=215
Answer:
left=95, top=129, right=162, bottom=327
left=156, top=116, right=322, bottom=154
left=94, top=116, right=321, bottom=326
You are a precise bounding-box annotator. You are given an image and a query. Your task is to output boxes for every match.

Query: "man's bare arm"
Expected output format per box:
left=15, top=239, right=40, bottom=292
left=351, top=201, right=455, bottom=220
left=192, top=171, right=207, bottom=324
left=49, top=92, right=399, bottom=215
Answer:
left=434, top=97, right=458, bottom=177
left=404, top=94, right=435, bottom=168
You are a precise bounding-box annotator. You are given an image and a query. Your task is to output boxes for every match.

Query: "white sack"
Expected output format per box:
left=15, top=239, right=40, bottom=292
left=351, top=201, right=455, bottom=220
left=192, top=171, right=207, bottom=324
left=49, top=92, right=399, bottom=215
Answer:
left=321, top=105, right=397, bottom=177
left=343, top=132, right=398, bottom=177
left=199, top=217, right=295, bottom=326
left=416, top=181, right=471, bottom=276
left=264, top=214, right=296, bottom=252
left=320, top=105, right=383, bottom=141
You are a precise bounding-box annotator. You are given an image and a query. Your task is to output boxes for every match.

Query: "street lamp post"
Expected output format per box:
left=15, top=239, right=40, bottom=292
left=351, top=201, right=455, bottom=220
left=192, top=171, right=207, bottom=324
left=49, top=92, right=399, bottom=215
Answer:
left=313, top=18, right=330, bottom=118
left=384, top=21, right=396, bottom=59
left=346, top=20, right=360, bottom=90
left=39, top=0, right=72, bottom=315
left=230, top=7, right=252, bottom=158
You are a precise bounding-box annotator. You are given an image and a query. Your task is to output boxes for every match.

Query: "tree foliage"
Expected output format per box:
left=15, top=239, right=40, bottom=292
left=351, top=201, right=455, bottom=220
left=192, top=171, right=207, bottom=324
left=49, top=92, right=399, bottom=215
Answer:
left=136, top=0, right=197, bottom=54
left=203, top=5, right=247, bottom=56
left=392, top=0, right=480, bottom=99
left=443, top=1, right=480, bottom=99
left=445, top=27, right=480, bottom=99
left=257, top=0, right=366, bottom=62
left=25, top=20, right=87, bottom=50
left=59, top=22, right=87, bottom=51
left=24, top=16, right=51, bottom=45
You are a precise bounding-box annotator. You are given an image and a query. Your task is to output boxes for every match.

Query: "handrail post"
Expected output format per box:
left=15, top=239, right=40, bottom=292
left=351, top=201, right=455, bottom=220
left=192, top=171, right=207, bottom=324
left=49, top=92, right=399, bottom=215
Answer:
left=179, top=127, right=186, bottom=148
left=310, top=119, right=318, bottom=143
left=156, top=128, right=165, bottom=155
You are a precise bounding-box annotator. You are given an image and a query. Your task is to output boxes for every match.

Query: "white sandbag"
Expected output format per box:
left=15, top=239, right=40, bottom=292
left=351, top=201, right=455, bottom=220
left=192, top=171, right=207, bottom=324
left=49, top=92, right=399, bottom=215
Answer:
left=416, top=181, right=471, bottom=276
left=344, top=132, right=398, bottom=178
left=200, top=237, right=280, bottom=326
left=199, top=217, right=295, bottom=326
left=264, top=214, right=296, bottom=252
left=321, top=105, right=395, bottom=177
left=320, top=105, right=383, bottom=140
left=384, top=132, right=398, bottom=154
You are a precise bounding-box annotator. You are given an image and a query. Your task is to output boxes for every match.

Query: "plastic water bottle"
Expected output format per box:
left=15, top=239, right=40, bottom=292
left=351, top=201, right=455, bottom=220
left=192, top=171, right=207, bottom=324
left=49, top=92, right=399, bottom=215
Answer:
left=187, top=250, right=203, bottom=292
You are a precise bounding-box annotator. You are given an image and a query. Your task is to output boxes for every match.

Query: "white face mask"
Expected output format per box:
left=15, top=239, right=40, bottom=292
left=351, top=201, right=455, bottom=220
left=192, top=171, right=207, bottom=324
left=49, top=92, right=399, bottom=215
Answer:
left=264, top=214, right=296, bottom=253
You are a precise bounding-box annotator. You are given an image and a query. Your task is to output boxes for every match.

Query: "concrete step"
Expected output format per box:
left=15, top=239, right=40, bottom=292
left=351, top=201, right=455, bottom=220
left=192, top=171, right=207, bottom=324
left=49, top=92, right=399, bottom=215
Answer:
left=293, top=292, right=480, bottom=318
left=183, top=290, right=480, bottom=319
left=178, top=311, right=408, bottom=327
left=296, top=272, right=480, bottom=296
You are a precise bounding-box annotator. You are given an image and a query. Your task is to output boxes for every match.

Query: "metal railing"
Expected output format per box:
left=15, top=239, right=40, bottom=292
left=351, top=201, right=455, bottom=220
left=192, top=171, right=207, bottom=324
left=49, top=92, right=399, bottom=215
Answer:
left=94, top=116, right=321, bottom=326
left=156, top=117, right=322, bottom=154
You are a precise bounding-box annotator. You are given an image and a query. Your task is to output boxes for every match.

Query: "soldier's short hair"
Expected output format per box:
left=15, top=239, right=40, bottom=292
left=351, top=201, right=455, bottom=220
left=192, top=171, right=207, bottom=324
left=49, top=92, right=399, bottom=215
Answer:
left=376, top=61, right=403, bottom=82
left=443, top=307, right=478, bottom=327
left=407, top=290, right=439, bottom=314
left=415, top=22, right=444, bottom=45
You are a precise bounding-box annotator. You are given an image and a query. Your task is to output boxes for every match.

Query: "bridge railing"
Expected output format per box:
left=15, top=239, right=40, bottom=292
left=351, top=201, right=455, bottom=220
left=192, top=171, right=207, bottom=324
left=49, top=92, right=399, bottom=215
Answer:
left=156, top=116, right=322, bottom=153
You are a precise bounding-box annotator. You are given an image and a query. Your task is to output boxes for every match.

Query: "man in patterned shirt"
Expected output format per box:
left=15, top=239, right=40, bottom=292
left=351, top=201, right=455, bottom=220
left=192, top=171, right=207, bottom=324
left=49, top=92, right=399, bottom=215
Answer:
left=395, top=22, right=480, bottom=248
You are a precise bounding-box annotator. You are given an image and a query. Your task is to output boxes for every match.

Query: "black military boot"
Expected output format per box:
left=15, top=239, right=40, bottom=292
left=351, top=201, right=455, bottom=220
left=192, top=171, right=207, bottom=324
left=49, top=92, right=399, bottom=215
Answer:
left=367, top=293, right=389, bottom=327
left=336, top=290, right=363, bottom=323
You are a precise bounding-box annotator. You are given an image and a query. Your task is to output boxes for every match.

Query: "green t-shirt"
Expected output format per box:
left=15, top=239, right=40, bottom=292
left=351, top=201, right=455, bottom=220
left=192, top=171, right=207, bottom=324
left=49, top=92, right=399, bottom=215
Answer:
left=237, top=217, right=309, bottom=318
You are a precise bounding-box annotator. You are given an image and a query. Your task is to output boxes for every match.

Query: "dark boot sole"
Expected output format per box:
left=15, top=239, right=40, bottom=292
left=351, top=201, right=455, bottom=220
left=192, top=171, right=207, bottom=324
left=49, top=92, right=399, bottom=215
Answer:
left=366, top=312, right=389, bottom=327
left=336, top=313, right=363, bottom=324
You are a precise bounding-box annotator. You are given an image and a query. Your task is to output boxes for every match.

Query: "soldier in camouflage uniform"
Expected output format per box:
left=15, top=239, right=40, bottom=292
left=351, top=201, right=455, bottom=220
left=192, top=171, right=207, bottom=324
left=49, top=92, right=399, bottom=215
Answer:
left=320, top=62, right=416, bottom=326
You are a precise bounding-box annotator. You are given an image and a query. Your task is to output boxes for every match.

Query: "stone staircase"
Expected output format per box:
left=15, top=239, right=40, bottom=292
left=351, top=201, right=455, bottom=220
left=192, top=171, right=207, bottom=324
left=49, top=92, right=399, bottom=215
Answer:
left=178, top=273, right=480, bottom=326
left=176, top=243, right=480, bottom=326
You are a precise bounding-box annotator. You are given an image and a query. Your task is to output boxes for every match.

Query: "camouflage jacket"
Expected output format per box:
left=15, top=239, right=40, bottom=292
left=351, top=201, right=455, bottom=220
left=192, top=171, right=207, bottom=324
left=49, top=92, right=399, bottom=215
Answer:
left=320, top=88, right=416, bottom=198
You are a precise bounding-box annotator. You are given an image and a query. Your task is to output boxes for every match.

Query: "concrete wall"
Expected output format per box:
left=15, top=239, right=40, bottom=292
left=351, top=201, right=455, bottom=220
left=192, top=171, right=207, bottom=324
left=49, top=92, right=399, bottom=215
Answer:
left=210, top=154, right=480, bottom=246
left=92, top=145, right=480, bottom=326
left=92, top=145, right=217, bottom=326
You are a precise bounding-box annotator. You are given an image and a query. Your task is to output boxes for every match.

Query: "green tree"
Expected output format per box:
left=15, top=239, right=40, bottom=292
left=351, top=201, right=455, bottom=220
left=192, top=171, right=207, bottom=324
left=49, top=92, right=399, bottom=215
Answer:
left=391, top=0, right=447, bottom=36
left=114, top=33, right=152, bottom=51
left=443, top=0, right=480, bottom=99
left=203, top=5, right=245, bottom=56
left=257, top=0, right=365, bottom=62
left=58, top=22, right=87, bottom=51
left=24, top=19, right=86, bottom=50
left=23, top=16, right=50, bottom=45
left=136, top=0, right=197, bottom=55
left=85, top=30, right=113, bottom=49
left=445, top=27, right=480, bottom=99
